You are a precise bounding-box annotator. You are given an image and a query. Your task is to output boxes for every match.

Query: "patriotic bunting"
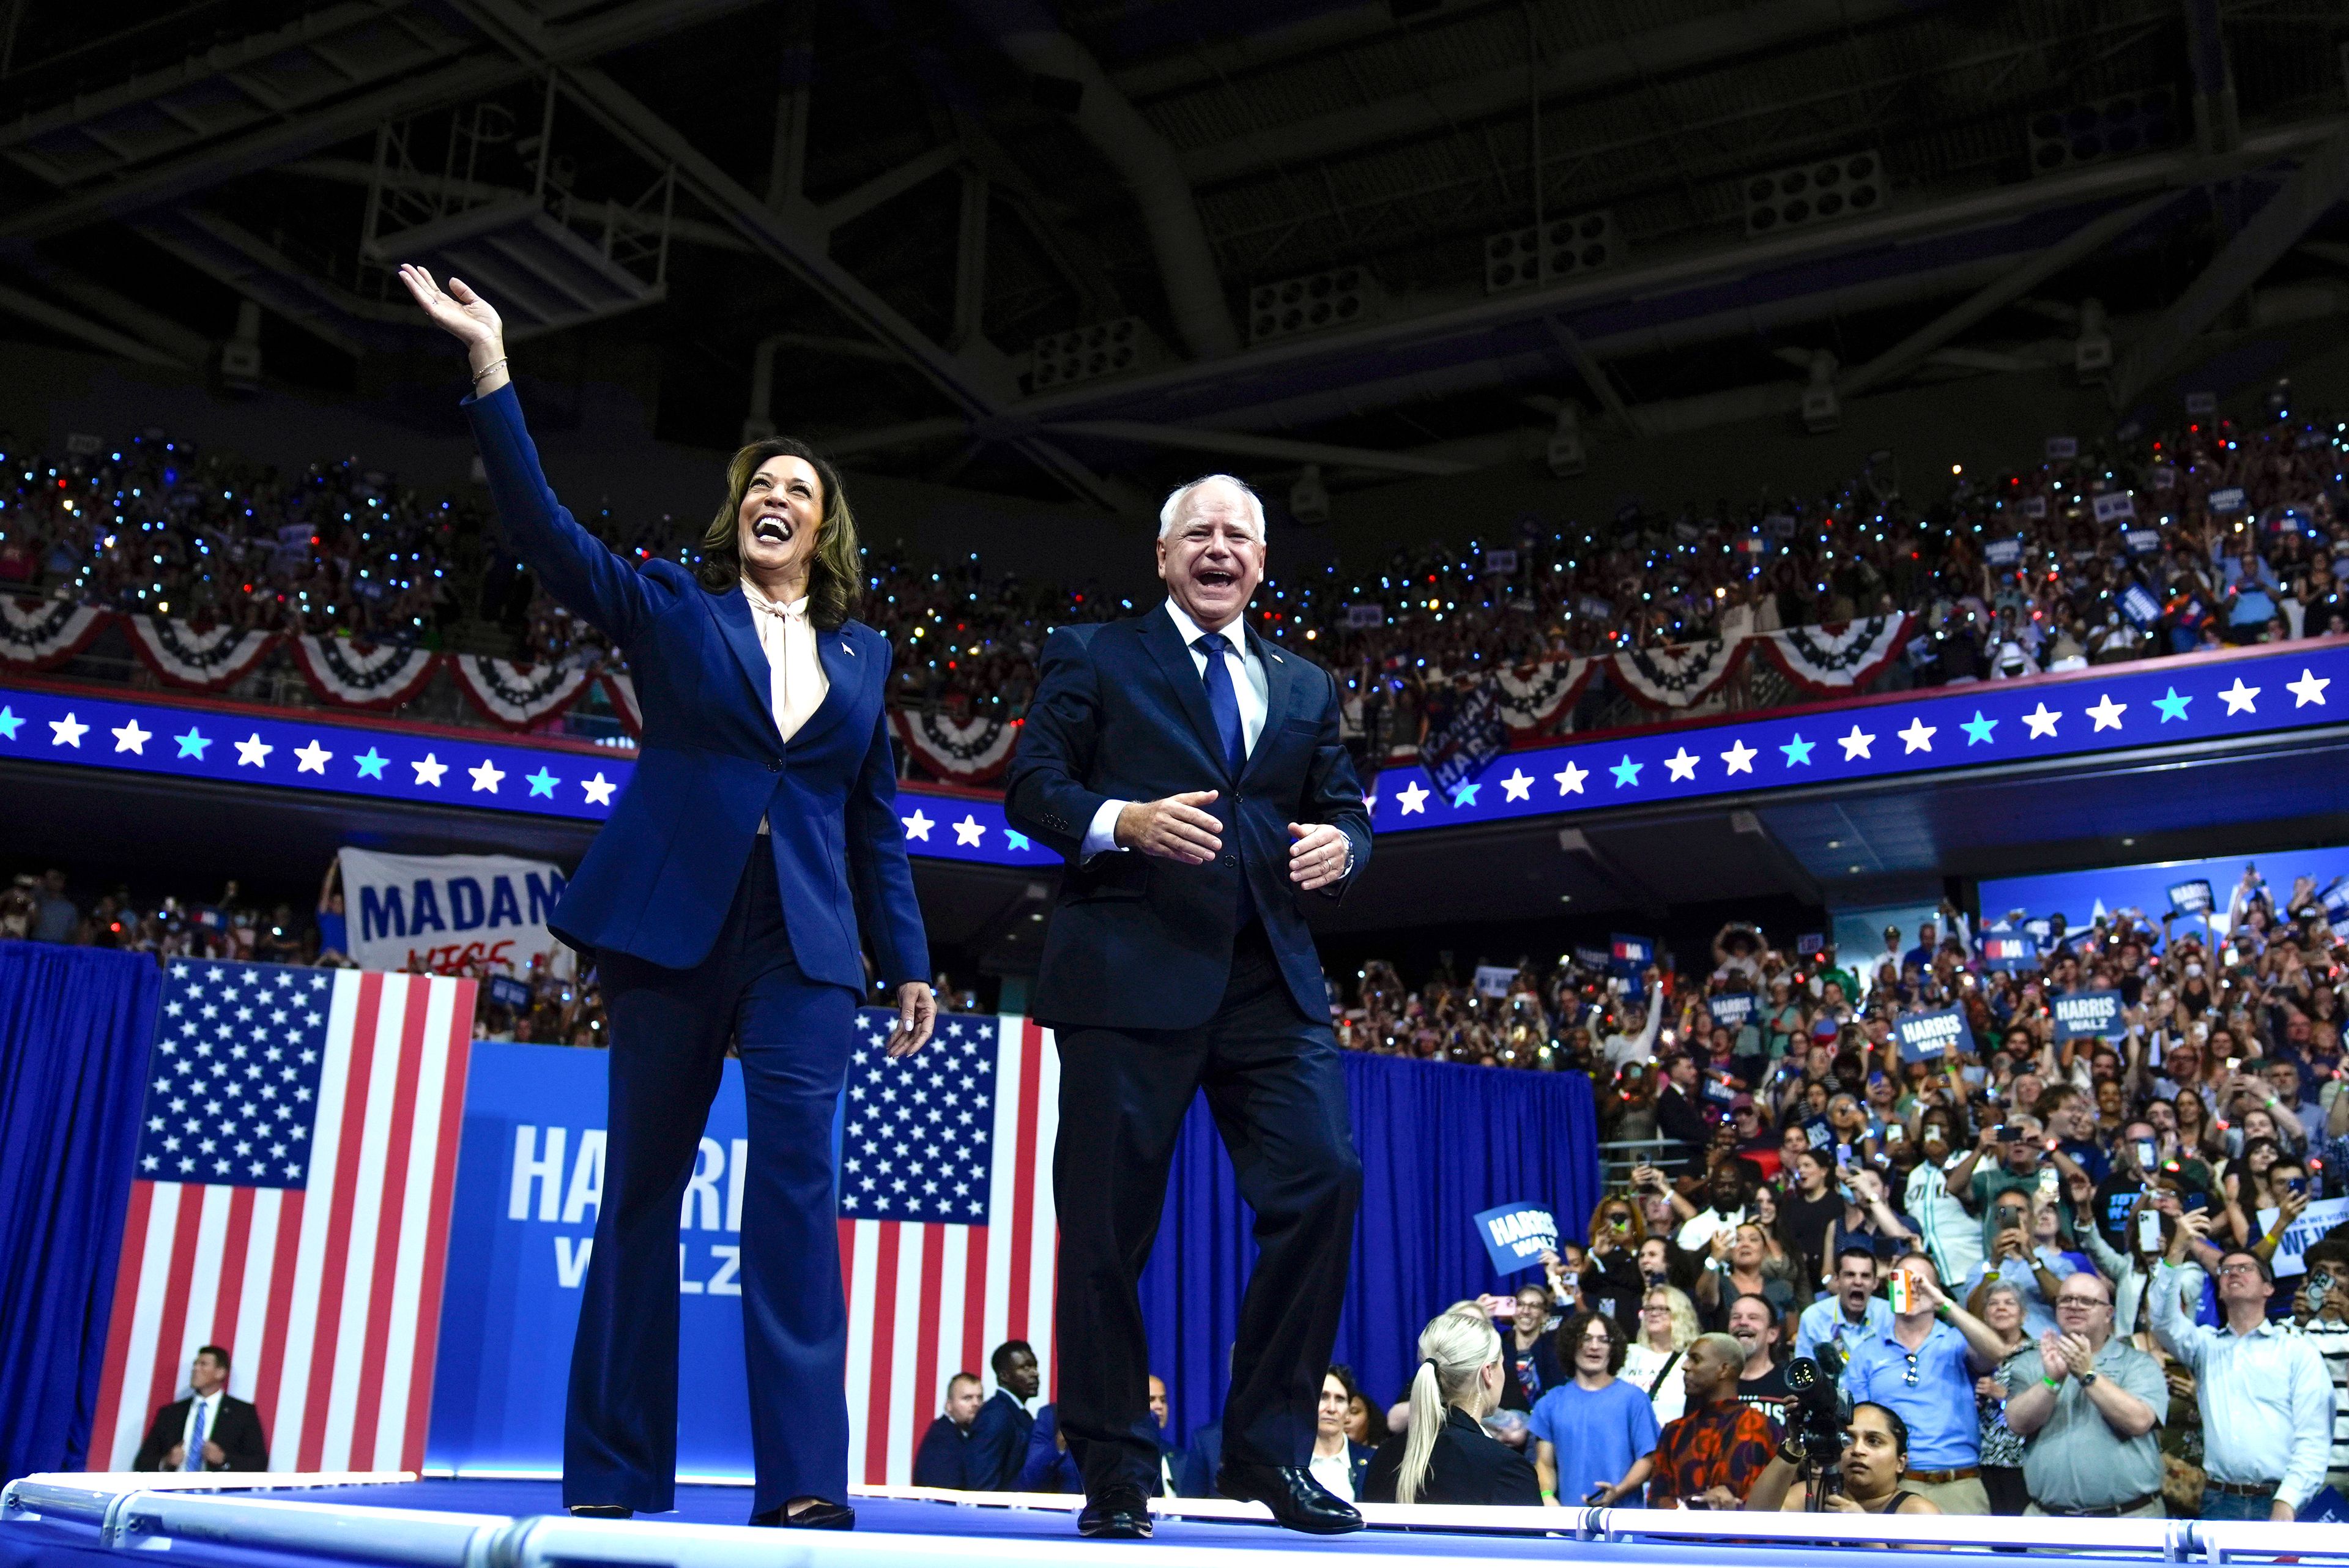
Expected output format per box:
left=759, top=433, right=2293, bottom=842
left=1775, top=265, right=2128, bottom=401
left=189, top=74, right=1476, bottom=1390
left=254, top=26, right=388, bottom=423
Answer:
left=289, top=634, right=439, bottom=710
left=1753, top=615, right=1913, bottom=696
left=125, top=615, right=278, bottom=690
left=1491, top=656, right=1597, bottom=733
left=1610, top=634, right=1747, bottom=710
left=0, top=593, right=108, bottom=669
left=449, top=655, right=592, bottom=730
left=892, top=708, right=1021, bottom=782
left=600, top=668, right=641, bottom=737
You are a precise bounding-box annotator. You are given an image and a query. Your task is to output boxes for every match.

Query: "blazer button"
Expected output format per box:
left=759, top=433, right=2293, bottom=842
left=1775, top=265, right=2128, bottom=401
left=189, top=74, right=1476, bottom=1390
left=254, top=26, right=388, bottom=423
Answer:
left=768, top=757, right=782, bottom=771
left=1222, top=854, right=1238, bottom=868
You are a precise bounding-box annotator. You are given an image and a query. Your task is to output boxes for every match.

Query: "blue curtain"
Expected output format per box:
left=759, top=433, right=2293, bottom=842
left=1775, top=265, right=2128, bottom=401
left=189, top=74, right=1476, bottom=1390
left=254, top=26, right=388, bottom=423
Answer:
left=0, top=943, right=158, bottom=1482
left=1138, top=1053, right=1599, bottom=1442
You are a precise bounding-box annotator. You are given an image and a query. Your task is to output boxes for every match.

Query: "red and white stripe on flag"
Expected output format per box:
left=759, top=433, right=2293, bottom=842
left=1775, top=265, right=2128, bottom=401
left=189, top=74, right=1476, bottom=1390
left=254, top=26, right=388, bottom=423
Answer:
left=87, top=967, right=475, bottom=1473
left=840, top=1014, right=1059, bottom=1485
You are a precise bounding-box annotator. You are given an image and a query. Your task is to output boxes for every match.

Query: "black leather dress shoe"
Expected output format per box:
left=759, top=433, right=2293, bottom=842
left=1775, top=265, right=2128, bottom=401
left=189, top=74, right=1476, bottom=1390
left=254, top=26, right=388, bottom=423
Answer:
left=1215, top=1464, right=1364, bottom=1535
left=566, top=1505, right=633, bottom=1520
left=1077, top=1484, right=1154, bottom=1539
left=749, top=1498, right=856, bottom=1530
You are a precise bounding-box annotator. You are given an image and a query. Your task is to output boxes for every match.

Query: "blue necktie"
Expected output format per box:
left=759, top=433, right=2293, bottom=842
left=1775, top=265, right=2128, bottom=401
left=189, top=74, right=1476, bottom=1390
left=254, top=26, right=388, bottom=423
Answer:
left=1193, top=633, right=1246, bottom=774
left=184, top=1399, right=207, bottom=1472
left=1193, top=633, right=1253, bottom=926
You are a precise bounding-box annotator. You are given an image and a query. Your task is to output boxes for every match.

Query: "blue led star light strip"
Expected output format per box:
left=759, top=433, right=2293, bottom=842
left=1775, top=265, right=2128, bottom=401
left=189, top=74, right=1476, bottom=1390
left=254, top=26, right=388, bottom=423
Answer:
left=1367, top=641, right=2349, bottom=833
left=0, top=683, right=1054, bottom=868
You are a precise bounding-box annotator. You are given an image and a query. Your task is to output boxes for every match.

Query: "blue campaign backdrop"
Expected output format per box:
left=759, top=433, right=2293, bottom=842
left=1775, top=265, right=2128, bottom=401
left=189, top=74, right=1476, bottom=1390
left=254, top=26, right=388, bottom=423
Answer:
left=425, top=1041, right=1601, bottom=1470
left=425, top=1042, right=771, bottom=1479
left=1138, top=1055, right=1600, bottom=1436
left=1980, top=844, right=2349, bottom=935
left=0, top=943, right=158, bottom=1482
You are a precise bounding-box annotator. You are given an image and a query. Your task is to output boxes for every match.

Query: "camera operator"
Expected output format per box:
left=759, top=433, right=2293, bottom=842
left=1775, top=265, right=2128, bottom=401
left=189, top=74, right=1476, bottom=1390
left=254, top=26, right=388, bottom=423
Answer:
left=1743, top=1402, right=1942, bottom=1515
left=1842, top=1254, right=2006, bottom=1514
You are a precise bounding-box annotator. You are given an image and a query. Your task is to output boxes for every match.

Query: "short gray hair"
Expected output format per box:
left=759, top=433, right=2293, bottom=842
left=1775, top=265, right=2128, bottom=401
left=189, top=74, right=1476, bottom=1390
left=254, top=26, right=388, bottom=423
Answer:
left=1158, top=474, right=1266, bottom=540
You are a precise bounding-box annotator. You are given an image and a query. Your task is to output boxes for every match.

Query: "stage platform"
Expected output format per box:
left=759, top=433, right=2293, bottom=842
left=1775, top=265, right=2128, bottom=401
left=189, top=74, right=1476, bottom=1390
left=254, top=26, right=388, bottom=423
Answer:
left=3, top=1473, right=2342, bottom=1566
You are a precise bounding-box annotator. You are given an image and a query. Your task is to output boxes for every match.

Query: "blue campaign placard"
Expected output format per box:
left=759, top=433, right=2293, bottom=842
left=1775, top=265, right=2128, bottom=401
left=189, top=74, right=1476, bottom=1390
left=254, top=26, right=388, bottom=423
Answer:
left=1474, top=1202, right=1559, bottom=1277
left=1979, top=931, right=2036, bottom=972
left=2050, top=989, right=2126, bottom=1042
left=2167, top=879, right=2215, bottom=915
left=1707, top=993, right=1756, bottom=1029
left=426, top=1042, right=768, bottom=1477
left=1609, top=934, right=1653, bottom=973
left=1894, top=1005, right=1973, bottom=1061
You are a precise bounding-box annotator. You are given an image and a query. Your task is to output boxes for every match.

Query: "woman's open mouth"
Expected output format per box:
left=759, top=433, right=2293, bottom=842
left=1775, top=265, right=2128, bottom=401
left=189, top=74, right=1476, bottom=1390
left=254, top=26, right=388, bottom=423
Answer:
left=754, top=514, right=792, bottom=544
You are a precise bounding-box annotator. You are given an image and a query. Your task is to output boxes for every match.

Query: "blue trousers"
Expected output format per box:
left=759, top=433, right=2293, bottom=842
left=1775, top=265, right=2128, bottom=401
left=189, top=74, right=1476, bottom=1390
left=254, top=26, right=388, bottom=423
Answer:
left=563, top=850, right=856, bottom=1516
left=2200, top=1488, right=2280, bottom=1522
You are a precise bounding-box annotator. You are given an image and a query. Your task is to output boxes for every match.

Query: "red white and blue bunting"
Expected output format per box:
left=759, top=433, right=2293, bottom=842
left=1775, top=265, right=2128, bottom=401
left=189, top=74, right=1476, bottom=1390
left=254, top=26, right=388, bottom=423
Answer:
left=601, top=669, right=642, bottom=738
left=450, top=654, right=593, bottom=730
left=1491, top=656, right=1597, bottom=733
left=893, top=708, right=1021, bottom=783
left=125, top=615, right=278, bottom=689
left=289, top=634, right=439, bottom=710
left=1753, top=615, right=1912, bottom=696
left=0, top=594, right=108, bottom=669
left=1610, top=634, right=1747, bottom=711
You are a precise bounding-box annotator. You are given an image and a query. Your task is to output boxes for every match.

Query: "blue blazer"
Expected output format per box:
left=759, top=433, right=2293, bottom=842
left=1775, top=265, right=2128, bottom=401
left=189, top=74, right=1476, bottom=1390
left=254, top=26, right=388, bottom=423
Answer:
left=463, top=384, right=927, bottom=989
left=1003, top=605, right=1370, bottom=1029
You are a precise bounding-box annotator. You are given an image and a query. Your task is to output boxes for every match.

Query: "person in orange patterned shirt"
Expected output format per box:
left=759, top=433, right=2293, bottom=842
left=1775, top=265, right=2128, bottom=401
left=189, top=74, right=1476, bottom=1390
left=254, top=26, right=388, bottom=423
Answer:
left=1646, top=1332, right=1781, bottom=1508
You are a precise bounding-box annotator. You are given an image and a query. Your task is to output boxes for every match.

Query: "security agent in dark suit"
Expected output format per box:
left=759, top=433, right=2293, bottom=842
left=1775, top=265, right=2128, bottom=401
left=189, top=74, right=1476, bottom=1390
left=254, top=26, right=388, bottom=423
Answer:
left=1005, top=474, right=1372, bottom=1541
left=1362, top=1311, right=1541, bottom=1506
left=912, top=1372, right=984, bottom=1489
left=963, top=1342, right=1041, bottom=1490
left=132, top=1346, right=268, bottom=1473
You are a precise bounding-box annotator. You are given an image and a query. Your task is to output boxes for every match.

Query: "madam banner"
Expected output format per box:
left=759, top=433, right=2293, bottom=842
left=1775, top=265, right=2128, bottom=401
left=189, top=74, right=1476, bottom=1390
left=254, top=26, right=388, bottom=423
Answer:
left=338, top=847, right=572, bottom=978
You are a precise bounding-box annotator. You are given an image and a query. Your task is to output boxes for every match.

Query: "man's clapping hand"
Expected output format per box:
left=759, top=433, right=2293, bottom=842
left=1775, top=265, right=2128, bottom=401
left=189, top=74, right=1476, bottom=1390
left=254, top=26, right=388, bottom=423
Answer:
left=1116, top=792, right=1222, bottom=863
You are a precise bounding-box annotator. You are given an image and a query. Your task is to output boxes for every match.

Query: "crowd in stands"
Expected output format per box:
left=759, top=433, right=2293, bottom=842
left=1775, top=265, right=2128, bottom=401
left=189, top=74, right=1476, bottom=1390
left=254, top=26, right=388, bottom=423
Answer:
left=913, top=867, right=2349, bottom=1517
left=6, top=387, right=2347, bottom=757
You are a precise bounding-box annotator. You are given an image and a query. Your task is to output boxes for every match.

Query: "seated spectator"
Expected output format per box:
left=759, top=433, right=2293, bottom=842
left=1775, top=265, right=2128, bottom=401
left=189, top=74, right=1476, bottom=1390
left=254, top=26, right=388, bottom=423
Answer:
left=2002, top=1272, right=2167, bottom=1518
left=2150, top=1220, right=2334, bottom=1520
left=913, top=1372, right=982, bottom=1488
left=1308, top=1366, right=1377, bottom=1503
left=965, top=1341, right=1039, bottom=1491
left=1744, top=1401, right=1943, bottom=1515
left=1530, top=1310, right=1660, bottom=1506
left=131, top=1345, right=267, bottom=1472
left=1645, top=1332, right=1780, bottom=1509
left=1017, top=1403, right=1081, bottom=1494
left=1364, top=1309, right=1540, bottom=1506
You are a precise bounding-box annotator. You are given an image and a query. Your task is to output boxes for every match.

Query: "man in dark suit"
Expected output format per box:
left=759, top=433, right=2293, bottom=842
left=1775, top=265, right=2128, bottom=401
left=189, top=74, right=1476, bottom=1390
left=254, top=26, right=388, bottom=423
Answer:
left=912, top=1372, right=983, bottom=1489
left=963, top=1342, right=1040, bottom=1490
left=132, top=1345, right=269, bottom=1472
left=1006, top=474, right=1372, bottom=1540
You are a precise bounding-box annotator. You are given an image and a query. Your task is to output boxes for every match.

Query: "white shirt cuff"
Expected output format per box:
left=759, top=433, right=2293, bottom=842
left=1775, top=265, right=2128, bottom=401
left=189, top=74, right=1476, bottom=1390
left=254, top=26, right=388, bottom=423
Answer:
left=1081, top=799, right=1129, bottom=861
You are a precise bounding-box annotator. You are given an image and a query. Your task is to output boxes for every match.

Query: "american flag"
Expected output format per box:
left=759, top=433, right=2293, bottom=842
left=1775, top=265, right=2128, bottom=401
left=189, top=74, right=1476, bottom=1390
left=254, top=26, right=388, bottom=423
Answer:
left=87, top=962, right=474, bottom=1473
left=839, top=1009, right=1058, bottom=1486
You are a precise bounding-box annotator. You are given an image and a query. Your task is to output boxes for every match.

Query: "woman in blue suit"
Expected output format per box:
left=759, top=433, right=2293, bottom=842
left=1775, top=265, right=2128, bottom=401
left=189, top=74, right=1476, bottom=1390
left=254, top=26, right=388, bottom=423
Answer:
left=399, top=266, right=935, bottom=1530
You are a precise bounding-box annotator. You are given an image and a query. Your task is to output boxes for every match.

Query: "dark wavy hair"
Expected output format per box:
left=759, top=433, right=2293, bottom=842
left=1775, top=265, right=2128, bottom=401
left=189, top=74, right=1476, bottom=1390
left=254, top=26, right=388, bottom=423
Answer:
left=696, top=436, right=861, bottom=630
left=1556, top=1308, right=1628, bottom=1376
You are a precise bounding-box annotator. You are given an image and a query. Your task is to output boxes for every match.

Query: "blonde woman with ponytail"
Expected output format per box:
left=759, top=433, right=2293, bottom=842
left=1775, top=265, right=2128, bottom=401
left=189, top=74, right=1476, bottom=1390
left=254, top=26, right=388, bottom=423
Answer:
left=1361, top=1311, right=1542, bottom=1506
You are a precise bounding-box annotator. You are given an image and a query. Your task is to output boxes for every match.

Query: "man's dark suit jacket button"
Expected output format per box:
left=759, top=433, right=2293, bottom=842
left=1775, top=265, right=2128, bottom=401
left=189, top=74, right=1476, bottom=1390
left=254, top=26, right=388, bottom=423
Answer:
left=1221, top=855, right=1236, bottom=867
left=768, top=756, right=782, bottom=771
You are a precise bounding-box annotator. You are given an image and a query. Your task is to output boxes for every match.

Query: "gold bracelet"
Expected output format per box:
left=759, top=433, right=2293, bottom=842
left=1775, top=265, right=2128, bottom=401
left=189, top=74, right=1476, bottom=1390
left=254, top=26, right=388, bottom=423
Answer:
left=471, top=355, right=508, bottom=384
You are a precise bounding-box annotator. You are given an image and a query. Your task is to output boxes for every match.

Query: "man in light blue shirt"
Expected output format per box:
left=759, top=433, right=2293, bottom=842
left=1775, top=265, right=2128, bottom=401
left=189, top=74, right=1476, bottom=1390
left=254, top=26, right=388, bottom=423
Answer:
left=2150, top=1228, right=2334, bottom=1521
left=1842, top=1252, right=1998, bottom=1514
left=1794, top=1246, right=1894, bottom=1362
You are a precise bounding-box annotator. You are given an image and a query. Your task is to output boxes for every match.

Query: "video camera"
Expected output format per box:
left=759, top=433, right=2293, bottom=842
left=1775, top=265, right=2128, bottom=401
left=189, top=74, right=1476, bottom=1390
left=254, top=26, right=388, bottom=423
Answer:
left=1781, top=1341, right=1847, bottom=1506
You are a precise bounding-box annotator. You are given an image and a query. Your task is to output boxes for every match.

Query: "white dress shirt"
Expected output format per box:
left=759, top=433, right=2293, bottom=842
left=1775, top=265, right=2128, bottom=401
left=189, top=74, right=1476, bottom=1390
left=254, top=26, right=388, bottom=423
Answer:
left=741, top=580, right=828, bottom=836
left=178, top=1389, right=222, bottom=1470
left=2150, top=1260, right=2336, bottom=1507
left=1080, top=600, right=1267, bottom=859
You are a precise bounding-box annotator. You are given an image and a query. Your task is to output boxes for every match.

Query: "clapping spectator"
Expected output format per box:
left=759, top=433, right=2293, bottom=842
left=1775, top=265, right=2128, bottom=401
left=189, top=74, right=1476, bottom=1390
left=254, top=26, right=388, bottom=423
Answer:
left=2002, top=1273, right=2167, bottom=1518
